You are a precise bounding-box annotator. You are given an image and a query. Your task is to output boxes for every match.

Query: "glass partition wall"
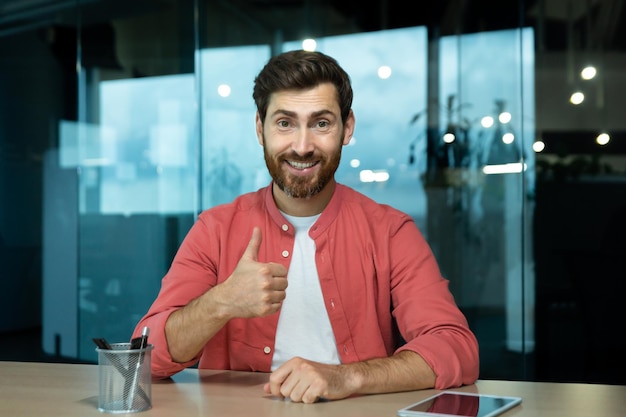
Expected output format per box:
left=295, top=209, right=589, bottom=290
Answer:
left=2, top=0, right=625, bottom=385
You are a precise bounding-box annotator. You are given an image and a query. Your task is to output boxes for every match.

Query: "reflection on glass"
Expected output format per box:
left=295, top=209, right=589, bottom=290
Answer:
left=198, top=45, right=271, bottom=209
left=286, top=27, right=429, bottom=223
left=98, top=74, right=197, bottom=214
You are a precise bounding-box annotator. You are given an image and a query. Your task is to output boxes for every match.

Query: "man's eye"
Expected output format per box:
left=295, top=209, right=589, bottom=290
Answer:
left=316, top=120, right=329, bottom=128
left=277, top=120, right=290, bottom=128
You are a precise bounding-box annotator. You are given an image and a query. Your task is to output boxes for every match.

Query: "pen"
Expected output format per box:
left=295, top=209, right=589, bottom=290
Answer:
left=127, top=326, right=149, bottom=409
left=93, top=337, right=127, bottom=373
left=92, top=338, right=112, bottom=350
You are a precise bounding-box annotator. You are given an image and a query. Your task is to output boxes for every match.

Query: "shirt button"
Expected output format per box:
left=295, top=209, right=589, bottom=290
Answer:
left=263, top=346, right=271, bottom=354
left=281, top=250, right=289, bottom=258
left=282, top=224, right=289, bottom=231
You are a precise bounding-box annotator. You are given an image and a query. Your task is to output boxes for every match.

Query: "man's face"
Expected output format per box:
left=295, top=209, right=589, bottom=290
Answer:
left=256, top=82, right=354, bottom=199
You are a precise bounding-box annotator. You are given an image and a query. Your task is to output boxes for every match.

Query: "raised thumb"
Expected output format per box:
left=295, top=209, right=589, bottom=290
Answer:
left=243, top=227, right=262, bottom=261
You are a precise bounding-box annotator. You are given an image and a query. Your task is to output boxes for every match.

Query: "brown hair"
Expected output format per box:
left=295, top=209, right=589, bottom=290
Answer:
left=253, top=49, right=353, bottom=124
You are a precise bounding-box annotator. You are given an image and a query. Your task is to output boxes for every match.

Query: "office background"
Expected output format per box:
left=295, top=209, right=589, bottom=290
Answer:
left=0, top=0, right=624, bottom=385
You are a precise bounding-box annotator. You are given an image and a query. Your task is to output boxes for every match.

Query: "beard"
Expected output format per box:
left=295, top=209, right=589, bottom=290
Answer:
left=263, top=136, right=342, bottom=199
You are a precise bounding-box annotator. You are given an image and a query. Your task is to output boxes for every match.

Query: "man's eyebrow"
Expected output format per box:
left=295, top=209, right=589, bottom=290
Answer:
left=270, top=109, right=335, bottom=118
left=270, top=109, right=297, bottom=118
left=310, top=109, right=335, bottom=118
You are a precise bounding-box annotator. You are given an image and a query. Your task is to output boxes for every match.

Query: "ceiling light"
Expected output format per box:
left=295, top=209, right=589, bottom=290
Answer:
left=502, top=132, right=515, bottom=144
left=443, top=132, right=455, bottom=143
left=570, top=91, right=584, bottom=105
left=498, top=112, right=512, bottom=124
left=596, top=132, right=610, bottom=145
left=301, top=38, right=316, bottom=51
left=481, top=116, right=494, bottom=128
left=377, top=65, right=392, bottom=79
left=581, top=65, right=597, bottom=80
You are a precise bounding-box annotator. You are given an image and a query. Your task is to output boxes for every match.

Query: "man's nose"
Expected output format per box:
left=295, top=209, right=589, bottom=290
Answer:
left=292, top=128, right=315, bottom=155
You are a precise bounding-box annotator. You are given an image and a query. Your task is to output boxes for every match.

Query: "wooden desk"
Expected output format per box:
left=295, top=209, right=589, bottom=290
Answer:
left=1, top=361, right=624, bottom=416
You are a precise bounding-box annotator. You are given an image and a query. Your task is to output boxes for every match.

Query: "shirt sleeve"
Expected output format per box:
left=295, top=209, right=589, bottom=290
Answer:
left=131, top=215, right=217, bottom=379
left=389, top=217, right=480, bottom=389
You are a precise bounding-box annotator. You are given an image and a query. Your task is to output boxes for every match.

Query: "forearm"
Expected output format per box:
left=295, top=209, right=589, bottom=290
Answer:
left=164, top=233, right=289, bottom=363
left=346, top=350, right=436, bottom=395
left=165, top=286, right=231, bottom=363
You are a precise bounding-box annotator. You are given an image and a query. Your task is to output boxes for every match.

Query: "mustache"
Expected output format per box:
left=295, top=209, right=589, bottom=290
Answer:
left=281, top=152, right=317, bottom=162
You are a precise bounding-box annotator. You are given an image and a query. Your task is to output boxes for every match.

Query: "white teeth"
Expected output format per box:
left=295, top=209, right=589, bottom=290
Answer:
left=288, top=160, right=315, bottom=169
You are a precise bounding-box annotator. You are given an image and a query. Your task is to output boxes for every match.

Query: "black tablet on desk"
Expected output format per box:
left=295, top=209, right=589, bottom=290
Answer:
left=397, top=391, right=522, bottom=417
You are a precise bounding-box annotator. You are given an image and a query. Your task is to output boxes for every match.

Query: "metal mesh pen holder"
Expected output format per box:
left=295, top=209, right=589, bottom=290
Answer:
left=96, top=343, right=154, bottom=414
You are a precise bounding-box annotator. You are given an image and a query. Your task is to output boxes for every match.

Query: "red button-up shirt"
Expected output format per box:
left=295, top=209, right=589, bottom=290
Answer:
left=134, top=183, right=479, bottom=389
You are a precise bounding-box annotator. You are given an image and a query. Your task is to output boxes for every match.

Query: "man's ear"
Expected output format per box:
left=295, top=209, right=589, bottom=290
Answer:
left=255, top=112, right=264, bottom=145
left=343, top=110, right=356, bottom=146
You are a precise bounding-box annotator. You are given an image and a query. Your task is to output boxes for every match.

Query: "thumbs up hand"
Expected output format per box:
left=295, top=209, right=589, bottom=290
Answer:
left=218, top=227, right=288, bottom=318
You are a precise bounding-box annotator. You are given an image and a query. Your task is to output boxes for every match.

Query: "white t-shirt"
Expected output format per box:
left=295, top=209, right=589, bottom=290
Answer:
left=271, top=213, right=341, bottom=370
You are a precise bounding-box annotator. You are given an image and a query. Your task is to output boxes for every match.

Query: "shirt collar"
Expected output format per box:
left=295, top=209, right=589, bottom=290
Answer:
left=263, top=182, right=344, bottom=238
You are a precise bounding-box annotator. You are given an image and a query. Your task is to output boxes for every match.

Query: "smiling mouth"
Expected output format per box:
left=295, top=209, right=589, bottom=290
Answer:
left=287, top=160, right=317, bottom=170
